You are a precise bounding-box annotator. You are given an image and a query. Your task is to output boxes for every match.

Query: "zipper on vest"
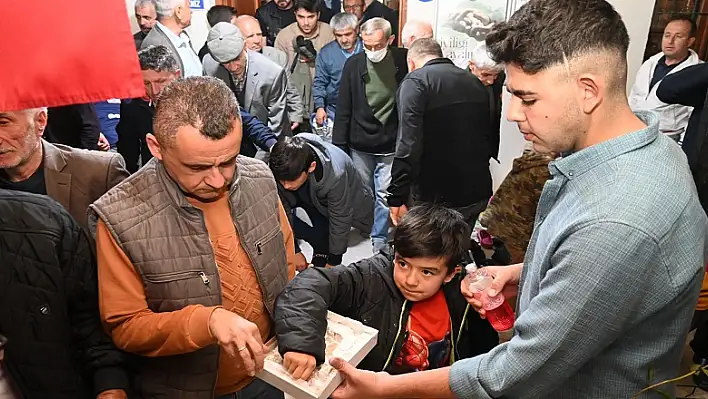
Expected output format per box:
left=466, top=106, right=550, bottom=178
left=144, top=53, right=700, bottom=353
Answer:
left=256, top=242, right=263, bottom=255
left=199, top=272, right=210, bottom=285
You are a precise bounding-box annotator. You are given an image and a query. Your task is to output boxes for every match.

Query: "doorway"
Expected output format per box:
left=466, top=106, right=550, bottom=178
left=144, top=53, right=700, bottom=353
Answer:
left=645, top=0, right=708, bottom=60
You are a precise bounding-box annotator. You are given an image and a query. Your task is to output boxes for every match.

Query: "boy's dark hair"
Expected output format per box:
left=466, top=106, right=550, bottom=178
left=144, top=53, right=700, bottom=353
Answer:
left=207, top=5, right=237, bottom=28
left=486, top=0, right=629, bottom=75
left=269, top=136, right=315, bottom=181
left=667, top=14, right=697, bottom=37
left=394, top=205, right=471, bottom=272
left=294, top=0, right=319, bottom=13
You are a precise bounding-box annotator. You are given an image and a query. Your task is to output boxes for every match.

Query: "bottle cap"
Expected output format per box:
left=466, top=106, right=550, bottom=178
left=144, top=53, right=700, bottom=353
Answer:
left=465, top=261, right=478, bottom=275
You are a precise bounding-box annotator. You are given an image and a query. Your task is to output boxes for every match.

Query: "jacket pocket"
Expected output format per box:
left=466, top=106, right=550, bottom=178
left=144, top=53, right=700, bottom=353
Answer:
left=255, top=226, right=282, bottom=256
left=143, top=270, right=215, bottom=312
left=143, top=270, right=210, bottom=284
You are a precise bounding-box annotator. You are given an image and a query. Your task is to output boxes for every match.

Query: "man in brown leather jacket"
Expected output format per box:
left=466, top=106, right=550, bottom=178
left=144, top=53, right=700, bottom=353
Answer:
left=91, top=76, right=296, bottom=399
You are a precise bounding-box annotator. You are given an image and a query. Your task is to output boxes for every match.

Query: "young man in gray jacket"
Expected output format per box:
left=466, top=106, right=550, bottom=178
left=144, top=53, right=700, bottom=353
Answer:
left=270, top=133, right=374, bottom=268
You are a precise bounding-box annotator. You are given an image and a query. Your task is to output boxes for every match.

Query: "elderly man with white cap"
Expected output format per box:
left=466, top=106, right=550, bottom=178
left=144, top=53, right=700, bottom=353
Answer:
left=203, top=22, right=291, bottom=138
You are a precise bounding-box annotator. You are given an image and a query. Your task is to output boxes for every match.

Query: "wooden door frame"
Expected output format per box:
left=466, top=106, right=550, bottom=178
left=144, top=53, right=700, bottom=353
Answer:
left=397, top=0, right=407, bottom=41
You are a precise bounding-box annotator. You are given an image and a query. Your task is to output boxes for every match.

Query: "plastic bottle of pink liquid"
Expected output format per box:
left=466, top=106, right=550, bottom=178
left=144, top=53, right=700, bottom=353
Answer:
left=465, top=263, right=515, bottom=332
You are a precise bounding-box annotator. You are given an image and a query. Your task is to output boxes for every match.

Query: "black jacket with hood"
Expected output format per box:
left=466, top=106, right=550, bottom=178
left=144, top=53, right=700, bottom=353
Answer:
left=274, top=253, right=499, bottom=373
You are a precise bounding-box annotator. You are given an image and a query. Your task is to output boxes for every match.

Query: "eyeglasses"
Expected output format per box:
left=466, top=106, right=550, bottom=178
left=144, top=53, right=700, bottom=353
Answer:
left=344, top=4, right=364, bottom=11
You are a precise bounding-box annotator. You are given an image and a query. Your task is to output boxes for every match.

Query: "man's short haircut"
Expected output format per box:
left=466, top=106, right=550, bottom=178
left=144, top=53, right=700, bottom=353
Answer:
left=361, top=17, right=392, bottom=39
left=471, top=43, right=502, bottom=72
left=138, top=45, right=180, bottom=72
left=293, top=0, right=318, bottom=13
left=269, top=136, right=315, bottom=181
left=667, top=14, right=697, bottom=37
left=330, top=12, right=359, bottom=32
left=401, top=20, right=434, bottom=41
left=486, top=0, right=629, bottom=75
left=135, top=0, right=157, bottom=10
left=153, top=76, right=241, bottom=147
left=207, top=5, right=238, bottom=28
left=154, top=0, right=185, bottom=19
left=394, top=204, right=471, bottom=272
left=407, top=38, right=443, bottom=60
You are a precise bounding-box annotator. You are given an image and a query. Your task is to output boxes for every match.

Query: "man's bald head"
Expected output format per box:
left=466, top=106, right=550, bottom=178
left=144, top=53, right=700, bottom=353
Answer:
left=237, top=15, right=265, bottom=51
left=401, top=20, right=434, bottom=48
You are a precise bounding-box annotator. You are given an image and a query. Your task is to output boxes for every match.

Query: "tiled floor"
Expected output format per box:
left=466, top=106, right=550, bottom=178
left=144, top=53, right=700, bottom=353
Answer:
left=298, top=229, right=374, bottom=266
left=294, top=210, right=375, bottom=267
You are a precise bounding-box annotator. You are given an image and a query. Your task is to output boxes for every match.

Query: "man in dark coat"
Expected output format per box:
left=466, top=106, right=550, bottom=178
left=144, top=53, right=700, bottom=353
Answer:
left=0, top=189, right=130, bottom=399
left=388, top=38, right=494, bottom=228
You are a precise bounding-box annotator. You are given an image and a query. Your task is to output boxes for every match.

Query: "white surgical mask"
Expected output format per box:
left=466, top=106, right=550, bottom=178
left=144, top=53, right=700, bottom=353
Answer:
left=365, top=47, right=388, bottom=63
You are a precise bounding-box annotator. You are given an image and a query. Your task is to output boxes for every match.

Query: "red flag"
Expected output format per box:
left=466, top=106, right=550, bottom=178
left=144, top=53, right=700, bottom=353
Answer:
left=0, top=0, right=145, bottom=111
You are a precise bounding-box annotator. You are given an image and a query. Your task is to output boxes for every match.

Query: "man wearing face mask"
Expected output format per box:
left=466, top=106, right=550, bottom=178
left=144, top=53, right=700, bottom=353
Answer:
left=387, top=38, right=494, bottom=229
left=333, top=17, right=407, bottom=254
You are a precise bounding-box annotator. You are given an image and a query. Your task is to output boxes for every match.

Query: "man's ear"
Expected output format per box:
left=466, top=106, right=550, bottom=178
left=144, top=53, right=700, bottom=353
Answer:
left=307, top=161, right=317, bottom=173
left=146, top=133, right=164, bottom=161
left=689, top=36, right=697, bottom=48
left=577, top=72, right=602, bottom=115
left=174, top=70, right=182, bottom=78
left=388, top=34, right=395, bottom=46
left=444, top=265, right=462, bottom=283
left=35, top=109, right=48, bottom=137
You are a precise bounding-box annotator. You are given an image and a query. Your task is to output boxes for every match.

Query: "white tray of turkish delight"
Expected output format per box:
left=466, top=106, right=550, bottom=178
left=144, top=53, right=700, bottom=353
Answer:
left=257, top=311, right=378, bottom=399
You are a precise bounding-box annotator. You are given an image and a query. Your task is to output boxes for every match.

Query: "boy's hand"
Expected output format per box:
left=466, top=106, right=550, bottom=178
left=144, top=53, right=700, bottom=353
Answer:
left=462, top=264, right=522, bottom=318
left=283, top=352, right=317, bottom=380
left=293, top=252, right=309, bottom=272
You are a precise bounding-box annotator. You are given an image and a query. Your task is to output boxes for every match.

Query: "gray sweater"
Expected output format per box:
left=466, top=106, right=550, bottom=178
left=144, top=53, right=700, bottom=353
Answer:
left=450, top=111, right=708, bottom=398
left=299, top=133, right=374, bottom=255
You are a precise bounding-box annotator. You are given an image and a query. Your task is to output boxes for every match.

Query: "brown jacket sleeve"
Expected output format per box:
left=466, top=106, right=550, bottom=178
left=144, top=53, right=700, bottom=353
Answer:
left=105, top=153, right=130, bottom=190
left=279, top=200, right=296, bottom=281
left=96, top=219, right=219, bottom=357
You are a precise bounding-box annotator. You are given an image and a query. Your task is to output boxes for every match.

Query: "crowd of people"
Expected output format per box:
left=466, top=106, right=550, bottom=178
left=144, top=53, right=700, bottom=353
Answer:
left=2, top=0, right=708, bottom=398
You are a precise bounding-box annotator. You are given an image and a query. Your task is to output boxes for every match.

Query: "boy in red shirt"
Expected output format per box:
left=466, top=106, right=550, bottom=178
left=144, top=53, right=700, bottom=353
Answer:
left=273, top=204, right=498, bottom=379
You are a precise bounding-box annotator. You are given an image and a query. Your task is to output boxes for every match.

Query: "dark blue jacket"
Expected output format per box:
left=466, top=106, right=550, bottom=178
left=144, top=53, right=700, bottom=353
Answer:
left=240, top=108, right=278, bottom=158
left=313, top=39, right=363, bottom=115
left=94, top=100, right=121, bottom=146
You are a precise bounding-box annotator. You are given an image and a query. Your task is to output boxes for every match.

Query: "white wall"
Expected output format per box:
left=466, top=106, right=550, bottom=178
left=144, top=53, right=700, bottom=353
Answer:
left=407, top=0, right=657, bottom=189
left=125, top=0, right=213, bottom=51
